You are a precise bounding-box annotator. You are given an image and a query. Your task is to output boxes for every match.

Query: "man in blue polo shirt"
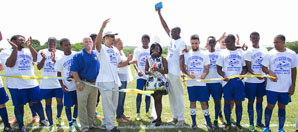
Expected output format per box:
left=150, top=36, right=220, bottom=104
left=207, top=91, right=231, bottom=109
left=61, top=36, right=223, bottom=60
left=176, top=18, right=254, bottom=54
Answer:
left=70, top=37, right=100, bottom=132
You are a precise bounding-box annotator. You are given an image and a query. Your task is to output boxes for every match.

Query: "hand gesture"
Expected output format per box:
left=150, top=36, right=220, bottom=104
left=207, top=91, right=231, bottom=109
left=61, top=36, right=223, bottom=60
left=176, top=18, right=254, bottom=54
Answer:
left=236, top=34, right=240, bottom=45
left=188, top=72, right=196, bottom=79
left=26, top=36, right=33, bottom=47
left=50, top=51, right=56, bottom=62
left=40, top=51, right=47, bottom=59
left=138, top=71, right=144, bottom=77
left=7, top=38, right=18, bottom=49
left=101, top=18, right=110, bottom=30
left=268, top=71, right=277, bottom=82
left=288, top=84, right=295, bottom=96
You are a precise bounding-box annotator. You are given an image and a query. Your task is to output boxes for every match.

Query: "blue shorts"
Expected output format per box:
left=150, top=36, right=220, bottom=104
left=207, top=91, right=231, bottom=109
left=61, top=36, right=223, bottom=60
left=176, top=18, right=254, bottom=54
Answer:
left=0, top=87, right=9, bottom=104
left=40, top=88, right=63, bottom=100
left=136, top=79, right=147, bottom=90
left=207, top=83, right=222, bottom=101
left=222, top=78, right=245, bottom=101
left=245, top=82, right=266, bottom=101
left=187, top=86, right=209, bottom=102
left=64, top=91, right=77, bottom=107
left=266, top=90, right=290, bottom=105
left=8, top=86, right=41, bottom=106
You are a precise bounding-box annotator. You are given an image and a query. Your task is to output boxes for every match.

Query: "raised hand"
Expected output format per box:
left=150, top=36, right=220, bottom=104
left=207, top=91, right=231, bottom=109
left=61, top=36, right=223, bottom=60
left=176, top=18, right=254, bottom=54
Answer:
left=50, top=51, right=56, bottom=62
left=7, top=38, right=18, bottom=49
left=101, top=18, right=110, bottom=30
left=236, top=34, right=240, bottom=45
left=40, top=51, right=47, bottom=59
left=26, top=36, right=33, bottom=47
left=0, top=31, right=2, bottom=41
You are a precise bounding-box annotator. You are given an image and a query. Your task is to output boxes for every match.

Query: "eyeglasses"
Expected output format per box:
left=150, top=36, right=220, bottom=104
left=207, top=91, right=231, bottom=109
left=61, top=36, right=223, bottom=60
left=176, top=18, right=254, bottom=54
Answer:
left=108, top=35, right=115, bottom=39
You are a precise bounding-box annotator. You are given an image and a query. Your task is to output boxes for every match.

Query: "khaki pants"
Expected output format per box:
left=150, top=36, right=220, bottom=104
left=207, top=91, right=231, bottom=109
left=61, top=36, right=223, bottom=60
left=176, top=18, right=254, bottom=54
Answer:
left=77, top=84, right=98, bottom=132
left=97, top=82, right=119, bottom=131
left=167, top=73, right=185, bottom=121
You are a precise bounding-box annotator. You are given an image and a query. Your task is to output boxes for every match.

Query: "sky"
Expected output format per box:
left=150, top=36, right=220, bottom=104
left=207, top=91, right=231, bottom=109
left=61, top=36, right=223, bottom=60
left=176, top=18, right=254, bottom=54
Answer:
left=0, top=0, right=297, bottom=49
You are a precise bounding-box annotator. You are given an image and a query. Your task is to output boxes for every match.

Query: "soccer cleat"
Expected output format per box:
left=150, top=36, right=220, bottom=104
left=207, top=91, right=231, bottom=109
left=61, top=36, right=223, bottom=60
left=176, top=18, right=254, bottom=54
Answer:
left=248, top=125, right=255, bottom=132
left=145, top=112, right=152, bottom=119
left=213, top=120, right=219, bottom=128
left=136, top=113, right=141, bottom=121
left=191, top=124, right=197, bottom=130
left=256, top=123, right=265, bottom=128
left=19, top=126, right=26, bottom=132
left=262, top=127, right=271, bottom=132
left=9, top=117, right=17, bottom=124
left=32, top=116, right=40, bottom=123
left=276, top=128, right=285, bottom=132
left=95, top=112, right=101, bottom=119
left=48, top=125, right=56, bottom=132
left=40, top=120, right=50, bottom=126
left=69, top=125, right=77, bottom=132
left=236, top=124, right=243, bottom=132
left=223, top=124, right=231, bottom=131
left=57, top=117, right=65, bottom=126
left=3, top=126, right=14, bottom=132
left=73, top=121, right=81, bottom=128
left=207, top=123, right=214, bottom=130
left=218, top=117, right=225, bottom=125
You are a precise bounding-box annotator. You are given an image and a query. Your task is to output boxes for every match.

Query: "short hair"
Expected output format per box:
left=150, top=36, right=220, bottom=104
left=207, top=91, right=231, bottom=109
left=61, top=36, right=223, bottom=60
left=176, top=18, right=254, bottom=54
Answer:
left=250, top=32, right=260, bottom=37
left=190, top=34, right=200, bottom=41
left=150, top=42, right=163, bottom=57
left=60, top=38, right=70, bottom=46
left=225, top=34, right=236, bottom=42
left=172, top=27, right=181, bottom=33
left=10, top=35, right=25, bottom=41
left=142, top=34, right=150, bottom=41
left=207, top=36, right=216, bottom=41
left=47, top=37, right=57, bottom=43
left=275, top=34, right=286, bottom=42
left=90, top=34, right=97, bottom=41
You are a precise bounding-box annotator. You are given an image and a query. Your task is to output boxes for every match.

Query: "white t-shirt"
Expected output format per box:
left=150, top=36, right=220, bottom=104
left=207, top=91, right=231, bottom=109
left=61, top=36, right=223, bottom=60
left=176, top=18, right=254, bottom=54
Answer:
left=216, top=49, right=246, bottom=77
left=262, top=48, right=298, bottom=92
left=132, top=47, right=150, bottom=80
left=205, top=50, right=222, bottom=83
left=167, top=35, right=186, bottom=76
left=117, top=50, right=133, bottom=82
left=96, top=45, right=122, bottom=87
left=184, top=50, right=210, bottom=87
left=0, top=59, right=4, bottom=88
left=244, top=47, right=268, bottom=83
left=37, top=49, right=63, bottom=89
left=0, top=48, right=38, bottom=89
left=54, top=52, right=76, bottom=91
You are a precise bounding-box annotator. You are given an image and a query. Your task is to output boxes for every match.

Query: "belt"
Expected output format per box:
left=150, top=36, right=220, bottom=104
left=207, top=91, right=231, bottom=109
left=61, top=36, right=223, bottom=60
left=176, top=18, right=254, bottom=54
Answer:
left=82, top=79, right=96, bottom=83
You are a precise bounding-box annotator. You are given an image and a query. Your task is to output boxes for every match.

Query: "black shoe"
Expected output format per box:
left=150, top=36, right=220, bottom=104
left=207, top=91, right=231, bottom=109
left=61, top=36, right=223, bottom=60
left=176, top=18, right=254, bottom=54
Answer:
left=18, top=126, right=26, bottom=132
left=4, top=126, right=14, bottom=132
left=191, top=124, right=197, bottom=130
left=213, top=120, right=219, bottom=128
left=256, top=123, right=265, bottom=128
left=207, top=123, right=214, bottom=131
left=153, top=118, right=161, bottom=127
left=110, top=127, right=120, bottom=132
left=236, top=124, right=243, bottom=132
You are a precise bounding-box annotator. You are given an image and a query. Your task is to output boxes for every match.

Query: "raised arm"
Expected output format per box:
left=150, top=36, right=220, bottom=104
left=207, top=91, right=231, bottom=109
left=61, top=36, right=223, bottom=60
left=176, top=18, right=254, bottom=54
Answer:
left=216, top=32, right=226, bottom=43
left=118, top=53, right=132, bottom=68
left=157, top=10, right=170, bottom=36
left=37, top=51, right=47, bottom=70
left=0, top=31, right=2, bottom=41
left=27, top=37, right=38, bottom=62
left=96, top=18, right=110, bottom=53
left=5, top=39, right=18, bottom=67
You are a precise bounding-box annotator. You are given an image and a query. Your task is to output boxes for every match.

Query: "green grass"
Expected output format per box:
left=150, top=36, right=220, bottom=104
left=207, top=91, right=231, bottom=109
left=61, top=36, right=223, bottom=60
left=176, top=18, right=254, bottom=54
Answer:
left=1, top=65, right=297, bottom=132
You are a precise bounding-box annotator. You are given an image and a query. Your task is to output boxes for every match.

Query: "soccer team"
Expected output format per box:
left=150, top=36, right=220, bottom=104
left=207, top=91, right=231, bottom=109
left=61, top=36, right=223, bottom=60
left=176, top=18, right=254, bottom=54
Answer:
left=0, top=9, right=297, bottom=132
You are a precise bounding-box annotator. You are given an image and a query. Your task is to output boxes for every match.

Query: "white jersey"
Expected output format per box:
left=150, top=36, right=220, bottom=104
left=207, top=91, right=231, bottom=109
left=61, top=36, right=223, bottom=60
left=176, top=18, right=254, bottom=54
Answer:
left=132, top=47, right=150, bottom=80
left=244, top=47, right=268, bottom=83
left=54, top=52, right=76, bottom=91
left=184, top=50, right=210, bottom=87
left=0, top=48, right=38, bottom=89
left=167, top=35, right=186, bottom=76
left=216, top=49, right=246, bottom=77
left=37, top=49, right=63, bottom=89
left=262, top=48, right=298, bottom=92
left=205, top=50, right=221, bottom=83
left=117, top=50, right=133, bottom=82
left=96, top=45, right=122, bottom=87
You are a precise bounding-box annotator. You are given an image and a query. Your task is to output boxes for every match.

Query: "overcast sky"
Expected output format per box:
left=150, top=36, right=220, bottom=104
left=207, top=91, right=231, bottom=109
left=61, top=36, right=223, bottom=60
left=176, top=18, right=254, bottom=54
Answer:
left=0, top=0, right=297, bottom=49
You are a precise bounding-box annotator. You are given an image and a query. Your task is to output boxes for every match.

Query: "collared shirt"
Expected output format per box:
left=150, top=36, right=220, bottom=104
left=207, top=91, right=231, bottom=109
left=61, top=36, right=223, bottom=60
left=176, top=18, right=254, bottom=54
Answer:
left=70, top=49, right=100, bottom=81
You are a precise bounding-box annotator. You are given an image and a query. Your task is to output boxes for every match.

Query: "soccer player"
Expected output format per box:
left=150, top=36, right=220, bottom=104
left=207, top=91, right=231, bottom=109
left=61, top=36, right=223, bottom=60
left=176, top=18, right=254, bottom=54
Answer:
left=216, top=34, right=247, bottom=131
left=4, top=35, right=49, bottom=132
left=244, top=32, right=267, bottom=131
left=55, top=38, right=79, bottom=132
left=181, top=34, right=212, bottom=130
left=37, top=37, right=64, bottom=131
left=131, top=34, right=151, bottom=120
left=262, top=35, right=298, bottom=132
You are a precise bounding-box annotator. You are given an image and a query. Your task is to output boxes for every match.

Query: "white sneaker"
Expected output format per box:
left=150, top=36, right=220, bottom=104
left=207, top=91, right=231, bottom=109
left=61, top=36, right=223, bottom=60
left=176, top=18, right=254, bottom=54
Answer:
left=40, top=120, right=50, bottom=126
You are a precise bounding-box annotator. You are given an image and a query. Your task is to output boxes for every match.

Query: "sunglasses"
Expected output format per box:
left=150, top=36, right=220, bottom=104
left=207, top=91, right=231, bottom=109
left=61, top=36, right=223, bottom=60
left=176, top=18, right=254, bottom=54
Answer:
left=108, top=35, right=115, bottom=39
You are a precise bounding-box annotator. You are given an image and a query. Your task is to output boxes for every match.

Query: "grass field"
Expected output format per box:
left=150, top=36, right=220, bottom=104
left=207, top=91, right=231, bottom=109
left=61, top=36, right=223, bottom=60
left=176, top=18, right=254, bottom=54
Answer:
left=1, top=65, right=297, bottom=132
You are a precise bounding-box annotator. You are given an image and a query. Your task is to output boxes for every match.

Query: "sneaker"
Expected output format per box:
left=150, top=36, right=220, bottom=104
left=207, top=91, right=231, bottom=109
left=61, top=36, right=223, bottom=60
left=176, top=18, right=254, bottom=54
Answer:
left=3, top=126, right=14, bottom=132
left=276, top=128, right=285, bottom=132
left=223, top=124, right=231, bottom=131
left=248, top=125, right=255, bottom=132
left=213, top=120, right=219, bottom=128
left=69, top=125, right=77, bottom=132
left=95, top=112, right=101, bottom=119
left=136, top=113, right=141, bottom=121
left=256, top=123, right=265, bottom=128
left=32, top=116, right=40, bottom=123
left=100, top=124, right=106, bottom=130
left=236, top=124, right=243, bottom=132
left=73, top=121, right=81, bottom=128
left=49, top=125, right=56, bottom=132
left=207, top=123, right=214, bottom=130
left=167, top=118, right=178, bottom=123
left=145, top=112, right=152, bottom=119
left=191, top=124, right=197, bottom=130
left=116, top=118, right=128, bottom=123
left=57, top=117, right=64, bottom=126
left=9, top=117, right=17, bottom=124
left=18, top=126, right=26, bottom=132
left=109, top=127, right=120, bottom=132
left=121, top=114, right=130, bottom=119
left=218, top=117, right=225, bottom=125
left=262, top=127, right=271, bottom=132
left=40, top=120, right=50, bottom=126
left=175, top=120, right=185, bottom=127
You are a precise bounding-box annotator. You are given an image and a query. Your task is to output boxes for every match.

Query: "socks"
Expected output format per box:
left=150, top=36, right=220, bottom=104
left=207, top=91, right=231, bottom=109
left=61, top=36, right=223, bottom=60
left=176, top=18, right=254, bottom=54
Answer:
left=190, top=108, right=196, bottom=125
left=202, top=109, right=211, bottom=124
left=256, top=102, right=263, bottom=125
left=14, top=106, right=24, bottom=128
left=224, top=103, right=231, bottom=125
left=136, top=94, right=142, bottom=113
left=29, top=105, right=37, bottom=117
left=248, top=103, right=254, bottom=125
left=46, top=104, right=53, bottom=125
left=265, top=107, right=273, bottom=128
left=57, top=104, right=63, bottom=118
left=278, top=109, right=286, bottom=130
left=65, top=107, right=73, bottom=126
left=236, top=104, right=243, bottom=126
left=73, top=105, right=78, bottom=119
left=0, top=107, right=9, bottom=127
left=215, top=104, right=220, bottom=120
left=145, top=96, right=151, bottom=113
left=33, top=102, right=45, bottom=121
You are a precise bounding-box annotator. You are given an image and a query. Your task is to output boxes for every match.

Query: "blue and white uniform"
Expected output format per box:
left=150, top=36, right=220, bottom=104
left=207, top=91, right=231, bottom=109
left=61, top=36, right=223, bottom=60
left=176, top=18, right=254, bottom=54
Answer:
left=206, top=50, right=222, bottom=101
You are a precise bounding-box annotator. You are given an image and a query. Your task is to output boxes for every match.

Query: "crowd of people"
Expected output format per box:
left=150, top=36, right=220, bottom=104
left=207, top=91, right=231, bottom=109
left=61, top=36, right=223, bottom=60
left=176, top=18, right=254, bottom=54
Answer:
left=0, top=9, right=298, bottom=132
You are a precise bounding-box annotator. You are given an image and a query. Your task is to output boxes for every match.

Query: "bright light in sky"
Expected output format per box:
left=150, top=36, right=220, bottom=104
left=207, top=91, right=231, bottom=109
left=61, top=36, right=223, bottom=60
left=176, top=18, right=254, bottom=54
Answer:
left=0, top=0, right=297, bottom=49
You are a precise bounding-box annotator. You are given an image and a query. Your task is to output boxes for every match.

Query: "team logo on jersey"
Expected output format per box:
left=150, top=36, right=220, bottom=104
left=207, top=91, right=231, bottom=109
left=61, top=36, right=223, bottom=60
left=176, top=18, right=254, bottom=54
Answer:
left=273, top=56, right=292, bottom=74
left=226, top=54, right=242, bottom=72
left=18, top=54, right=31, bottom=71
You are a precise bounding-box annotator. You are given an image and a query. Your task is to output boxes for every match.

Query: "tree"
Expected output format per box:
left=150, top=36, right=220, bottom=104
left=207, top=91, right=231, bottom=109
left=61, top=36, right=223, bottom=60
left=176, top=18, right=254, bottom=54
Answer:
left=285, top=41, right=298, bottom=53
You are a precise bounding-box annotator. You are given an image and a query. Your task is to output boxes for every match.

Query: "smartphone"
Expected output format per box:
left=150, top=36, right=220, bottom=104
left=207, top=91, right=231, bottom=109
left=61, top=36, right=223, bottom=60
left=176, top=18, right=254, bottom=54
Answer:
left=155, top=2, right=163, bottom=11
